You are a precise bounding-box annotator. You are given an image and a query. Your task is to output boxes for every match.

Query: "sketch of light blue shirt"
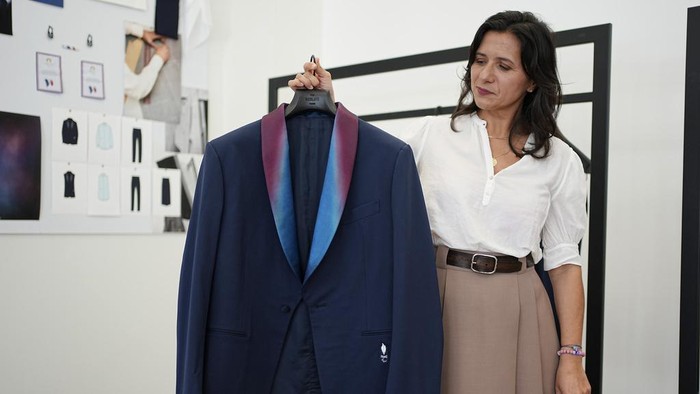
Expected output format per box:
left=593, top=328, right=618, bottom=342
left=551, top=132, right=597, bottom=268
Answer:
left=96, top=122, right=113, bottom=150
left=97, top=172, right=110, bottom=201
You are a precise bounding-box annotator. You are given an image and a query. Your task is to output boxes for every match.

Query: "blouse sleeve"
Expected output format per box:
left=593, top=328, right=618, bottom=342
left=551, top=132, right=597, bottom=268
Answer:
left=541, top=148, right=588, bottom=271
left=393, top=116, right=433, bottom=166
left=123, top=56, right=165, bottom=100
left=125, top=22, right=144, bottom=38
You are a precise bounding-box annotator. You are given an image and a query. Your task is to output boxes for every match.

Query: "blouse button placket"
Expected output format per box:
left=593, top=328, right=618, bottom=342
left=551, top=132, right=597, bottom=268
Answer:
left=478, top=119, right=496, bottom=206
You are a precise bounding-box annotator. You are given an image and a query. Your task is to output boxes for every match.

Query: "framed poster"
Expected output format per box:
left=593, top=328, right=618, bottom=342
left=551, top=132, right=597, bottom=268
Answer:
left=81, top=61, right=105, bottom=99
left=93, top=0, right=146, bottom=11
left=0, top=0, right=11, bottom=35
left=36, top=52, right=63, bottom=94
left=31, top=0, right=64, bottom=7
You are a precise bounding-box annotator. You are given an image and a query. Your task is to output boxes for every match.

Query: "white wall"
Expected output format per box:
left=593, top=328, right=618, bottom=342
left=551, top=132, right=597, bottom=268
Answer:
left=0, top=234, right=183, bottom=393
left=208, top=1, right=325, bottom=138
left=1, top=0, right=697, bottom=393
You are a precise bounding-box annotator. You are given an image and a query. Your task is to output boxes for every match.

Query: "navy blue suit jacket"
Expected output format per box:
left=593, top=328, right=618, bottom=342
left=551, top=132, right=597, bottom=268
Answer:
left=177, top=104, right=443, bottom=393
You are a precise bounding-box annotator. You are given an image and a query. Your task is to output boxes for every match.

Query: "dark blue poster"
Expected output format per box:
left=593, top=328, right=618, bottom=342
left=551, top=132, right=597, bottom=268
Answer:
left=0, top=111, right=42, bottom=220
left=32, top=0, right=63, bottom=7
left=0, top=0, right=11, bottom=36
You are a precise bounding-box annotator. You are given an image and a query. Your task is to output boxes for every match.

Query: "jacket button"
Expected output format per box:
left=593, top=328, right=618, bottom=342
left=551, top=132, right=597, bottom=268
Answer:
left=280, top=305, right=291, bottom=313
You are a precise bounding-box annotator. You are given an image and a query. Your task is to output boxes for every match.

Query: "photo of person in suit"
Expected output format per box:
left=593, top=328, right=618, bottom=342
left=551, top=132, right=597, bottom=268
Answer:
left=123, top=21, right=181, bottom=123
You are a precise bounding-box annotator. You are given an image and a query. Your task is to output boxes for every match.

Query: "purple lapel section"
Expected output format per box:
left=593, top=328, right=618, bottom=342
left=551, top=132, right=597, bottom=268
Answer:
left=305, top=104, right=358, bottom=282
left=261, top=105, right=301, bottom=278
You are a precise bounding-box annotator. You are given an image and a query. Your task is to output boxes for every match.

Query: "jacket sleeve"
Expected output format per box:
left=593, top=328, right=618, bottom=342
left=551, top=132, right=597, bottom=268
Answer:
left=176, top=143, right=225, bottom=393
left=385, top=145, right=443, bottom=394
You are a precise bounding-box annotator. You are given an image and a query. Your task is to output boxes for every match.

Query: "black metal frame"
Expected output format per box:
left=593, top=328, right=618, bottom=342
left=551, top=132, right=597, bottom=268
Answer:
left=270, top=23, right=611, bottom=393
left=680, top=6, right=700, bottom=394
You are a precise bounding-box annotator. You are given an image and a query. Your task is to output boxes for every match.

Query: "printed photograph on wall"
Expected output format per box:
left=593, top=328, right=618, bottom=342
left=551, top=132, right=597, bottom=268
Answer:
left=0, top=111, right=41, bottom=220
left=0, top=0, right=11, bottom=36
left=93, top=0, right=145, bottom=11
left=52, top=108, right=88, bottom=162
left=153, top=87, right=207, bottom=232
left=120, top=117, right=153, bottom=167
left=87, top=113, right=121, bottom=165
left=151, top=167, right=181, bottom=218
left=120, top=166, right=151, bottom=215
left=155, top=153, right=202, bottom=232
left=36, top=52, right=63, bottom=93
left=31, top=0, right=64, bottom=7
left=87, top=164, right=120, bottom=216
left=51, top=161, right=88, bottom=215
left=123, top=21, right=181, bottom=124
left=81, top=61, right=105, bottom=100
left=165, top=87, right=207, bottom=154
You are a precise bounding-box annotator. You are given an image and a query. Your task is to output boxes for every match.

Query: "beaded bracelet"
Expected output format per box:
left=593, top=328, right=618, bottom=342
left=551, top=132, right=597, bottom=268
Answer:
left=557, top=344, right=586, bottom=357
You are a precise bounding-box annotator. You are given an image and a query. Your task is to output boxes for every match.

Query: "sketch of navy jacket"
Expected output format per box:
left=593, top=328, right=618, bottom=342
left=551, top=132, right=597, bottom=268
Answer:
left=62, top=118, right=78, bottom=145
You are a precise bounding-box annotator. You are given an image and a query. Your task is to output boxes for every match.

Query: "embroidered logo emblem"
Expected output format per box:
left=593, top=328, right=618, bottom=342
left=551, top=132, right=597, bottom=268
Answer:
left=380, top=343, right=388, bottom=363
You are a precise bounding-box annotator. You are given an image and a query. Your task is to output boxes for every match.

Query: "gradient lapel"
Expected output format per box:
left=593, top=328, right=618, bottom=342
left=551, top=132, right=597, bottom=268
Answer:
left=305, top=104, right=358, bottom=283
left=261, top=105, right=301, bottom=278
left=261, top=104, right=358, bottom=283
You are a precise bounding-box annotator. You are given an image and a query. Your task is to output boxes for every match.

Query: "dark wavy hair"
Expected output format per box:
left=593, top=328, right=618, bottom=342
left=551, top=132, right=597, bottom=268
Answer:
left=450, top=11, right=562, bottom=158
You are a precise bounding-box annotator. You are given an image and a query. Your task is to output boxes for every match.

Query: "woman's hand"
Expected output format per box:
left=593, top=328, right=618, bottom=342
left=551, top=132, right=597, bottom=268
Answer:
left=154, top=42, right=171, bottom=63
left=142, top=30, right=163, bottom=47
left=287, top=57, right=335, bottom=102
left=548, top=263, right=589, bottom=393
left=555, top=357, right=591, bottom=394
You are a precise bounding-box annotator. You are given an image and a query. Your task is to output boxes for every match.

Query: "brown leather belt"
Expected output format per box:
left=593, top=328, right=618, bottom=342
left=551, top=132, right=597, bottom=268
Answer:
left=446, top=250, right=534, bottom=274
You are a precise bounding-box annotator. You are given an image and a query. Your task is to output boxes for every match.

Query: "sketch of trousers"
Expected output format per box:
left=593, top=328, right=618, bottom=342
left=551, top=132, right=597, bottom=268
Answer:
left=131, top=176, right=141, bottom=211
left=162, top=177, right=170, bottom=206
left=132, top=128, right=142, bottom=163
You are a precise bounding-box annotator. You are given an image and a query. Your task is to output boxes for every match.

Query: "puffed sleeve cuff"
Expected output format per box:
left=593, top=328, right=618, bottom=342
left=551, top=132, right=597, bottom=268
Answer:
left=125, top=22, right=144, bottom=38
left=542, top=243, right=582, bottom=271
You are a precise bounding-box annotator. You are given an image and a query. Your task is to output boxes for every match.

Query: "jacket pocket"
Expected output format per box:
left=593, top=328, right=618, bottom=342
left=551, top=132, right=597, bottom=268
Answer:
left=206, top=327, right=249, bottom=338
left=361, top=329, right=392, bottom=336
left=340, top=200, right=380, bottom=225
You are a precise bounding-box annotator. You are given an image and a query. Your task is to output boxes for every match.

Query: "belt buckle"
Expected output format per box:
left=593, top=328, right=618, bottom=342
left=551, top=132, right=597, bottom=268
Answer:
left=471, top=253, right=498, bottom=274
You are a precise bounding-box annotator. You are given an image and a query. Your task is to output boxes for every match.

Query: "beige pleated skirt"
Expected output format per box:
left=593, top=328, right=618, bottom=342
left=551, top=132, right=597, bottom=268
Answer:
left=435, top=245, right=559, bottom=394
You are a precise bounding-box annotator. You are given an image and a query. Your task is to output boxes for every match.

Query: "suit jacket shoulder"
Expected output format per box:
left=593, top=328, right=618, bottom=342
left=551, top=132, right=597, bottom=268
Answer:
left=209, top=119, right=262, bottom=152
left=357, top=119, right=408, bottom=152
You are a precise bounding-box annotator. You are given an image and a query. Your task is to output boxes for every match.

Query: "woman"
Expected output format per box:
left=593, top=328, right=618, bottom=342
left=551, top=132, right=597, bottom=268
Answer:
left=290, top=10, right=591, bottom=394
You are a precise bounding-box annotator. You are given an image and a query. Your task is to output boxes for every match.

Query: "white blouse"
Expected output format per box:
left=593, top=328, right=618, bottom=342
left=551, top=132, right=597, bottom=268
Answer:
left=398, top=113, right=587, bottom=271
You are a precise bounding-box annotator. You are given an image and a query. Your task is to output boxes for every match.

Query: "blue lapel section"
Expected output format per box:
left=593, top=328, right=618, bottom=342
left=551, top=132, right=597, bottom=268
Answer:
left=261, top=104, right=358, bottom=283
left=261, top=105, right=301, bottom=279
left=305, top=104, right=358, bottom=283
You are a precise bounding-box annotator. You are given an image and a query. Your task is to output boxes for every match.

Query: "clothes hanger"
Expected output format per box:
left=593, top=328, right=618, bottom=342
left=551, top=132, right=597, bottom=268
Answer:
left=285, top=55, right=337, bottom=117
